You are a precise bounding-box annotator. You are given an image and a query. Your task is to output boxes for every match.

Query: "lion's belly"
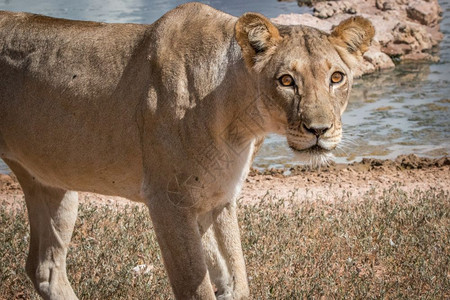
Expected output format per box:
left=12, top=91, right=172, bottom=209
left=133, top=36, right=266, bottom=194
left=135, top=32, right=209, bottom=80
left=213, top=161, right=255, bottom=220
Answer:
left=1, top=133, right=144, bottom=200
left=0, top=84, right=144, bottom=200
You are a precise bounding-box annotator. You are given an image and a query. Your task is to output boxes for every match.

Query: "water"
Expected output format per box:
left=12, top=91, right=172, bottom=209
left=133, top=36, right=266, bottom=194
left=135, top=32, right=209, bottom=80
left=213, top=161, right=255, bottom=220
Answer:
left=0, top=0, right=307, bottom=23
left=0, top=0, right=449, bottom=173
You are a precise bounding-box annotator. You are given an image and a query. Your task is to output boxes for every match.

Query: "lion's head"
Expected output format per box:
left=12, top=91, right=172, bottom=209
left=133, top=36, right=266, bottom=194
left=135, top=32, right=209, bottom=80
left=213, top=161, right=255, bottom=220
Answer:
left=235, top=14, right=374, bottom=167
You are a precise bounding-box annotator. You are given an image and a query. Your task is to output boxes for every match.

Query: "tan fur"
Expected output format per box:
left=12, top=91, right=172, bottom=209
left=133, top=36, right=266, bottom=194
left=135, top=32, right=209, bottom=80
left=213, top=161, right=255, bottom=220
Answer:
left=329, top=16, right=375, bottom=70
left=235, top=12, right=283, bottom=72
left=0, top=3, right=373, bottom=299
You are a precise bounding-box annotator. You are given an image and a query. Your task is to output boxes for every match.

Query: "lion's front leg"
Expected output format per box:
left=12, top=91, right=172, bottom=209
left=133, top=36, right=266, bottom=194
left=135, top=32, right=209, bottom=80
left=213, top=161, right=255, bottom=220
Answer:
left=199, top=202, right=249, bottom=300
left=146, top=195, right=216, bottom=299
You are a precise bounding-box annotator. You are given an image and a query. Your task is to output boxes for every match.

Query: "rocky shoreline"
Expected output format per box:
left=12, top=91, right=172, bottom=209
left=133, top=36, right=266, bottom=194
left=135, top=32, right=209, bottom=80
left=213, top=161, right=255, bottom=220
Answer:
left=250, top=153, right=450, bottom=176
left=273, top=0, right=444, bottom=76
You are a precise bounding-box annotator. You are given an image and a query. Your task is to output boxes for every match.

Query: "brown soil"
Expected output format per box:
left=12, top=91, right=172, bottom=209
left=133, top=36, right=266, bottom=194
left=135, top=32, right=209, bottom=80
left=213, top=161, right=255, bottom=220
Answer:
left=244, top=154, right=449, bottom=203
left=1, top=154, right=449, bottom=208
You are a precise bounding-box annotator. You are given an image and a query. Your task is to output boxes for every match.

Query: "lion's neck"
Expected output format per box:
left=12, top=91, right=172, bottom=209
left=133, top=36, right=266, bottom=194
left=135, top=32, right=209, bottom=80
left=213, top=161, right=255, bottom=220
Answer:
left=212, top=43, right=271, bottom=142
left=178, top=39, right=270, bottom=145
left=217, top=69, right=267, bottom=145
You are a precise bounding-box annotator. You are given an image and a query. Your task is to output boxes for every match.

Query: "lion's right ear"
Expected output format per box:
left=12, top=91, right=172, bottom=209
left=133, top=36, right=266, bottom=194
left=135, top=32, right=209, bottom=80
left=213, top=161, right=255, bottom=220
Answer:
left=235, top=13, right=283, bottom=73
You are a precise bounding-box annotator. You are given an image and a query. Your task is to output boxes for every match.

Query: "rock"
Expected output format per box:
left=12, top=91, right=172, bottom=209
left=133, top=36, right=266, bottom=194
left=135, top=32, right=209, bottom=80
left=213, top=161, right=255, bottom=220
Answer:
left=403, top=52, right=440, bottom=62
left=297, top=0, right=338, bottom=6
left=363, top=48, right=396, bottom=70
left=381, top=20, right=436, bottom=58
left=272, top=13, right=334, bottom=31
left=407, top=0, right=442, bottom=26
left=271, top=0, right=443, bottom=77
left=313, top=1, right=358, bottom=19
left=297, top=0, right=314, bottom=5
left=376, top=0, right=394, bottom=11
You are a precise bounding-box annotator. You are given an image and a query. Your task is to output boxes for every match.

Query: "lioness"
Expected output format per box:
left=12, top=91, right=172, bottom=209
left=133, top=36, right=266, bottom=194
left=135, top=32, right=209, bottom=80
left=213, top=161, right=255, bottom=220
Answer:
left=0, top=2, right=374, bottom=299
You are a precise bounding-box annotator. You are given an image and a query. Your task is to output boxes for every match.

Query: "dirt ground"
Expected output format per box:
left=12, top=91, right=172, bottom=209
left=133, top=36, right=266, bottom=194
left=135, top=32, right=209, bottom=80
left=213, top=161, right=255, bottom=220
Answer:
left=244, top=154, right=450, bottom=203
left=1, top=154, right=449, bottom=208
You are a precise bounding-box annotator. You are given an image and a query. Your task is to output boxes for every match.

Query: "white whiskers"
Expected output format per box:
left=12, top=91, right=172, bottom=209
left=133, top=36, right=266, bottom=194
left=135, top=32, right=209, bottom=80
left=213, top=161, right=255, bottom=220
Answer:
left=291, top=147, right=334, bottom=169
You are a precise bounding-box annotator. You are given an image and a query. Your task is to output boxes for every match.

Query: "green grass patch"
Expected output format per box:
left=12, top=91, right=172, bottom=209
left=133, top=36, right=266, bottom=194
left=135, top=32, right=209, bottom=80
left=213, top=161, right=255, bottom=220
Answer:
left=1, top=187, right=449, bottom=299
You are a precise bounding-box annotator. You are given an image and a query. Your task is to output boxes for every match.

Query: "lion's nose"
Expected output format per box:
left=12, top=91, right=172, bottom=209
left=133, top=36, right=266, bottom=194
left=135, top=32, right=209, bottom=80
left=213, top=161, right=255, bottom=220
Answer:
left=302, top=123, right=332, bottom=137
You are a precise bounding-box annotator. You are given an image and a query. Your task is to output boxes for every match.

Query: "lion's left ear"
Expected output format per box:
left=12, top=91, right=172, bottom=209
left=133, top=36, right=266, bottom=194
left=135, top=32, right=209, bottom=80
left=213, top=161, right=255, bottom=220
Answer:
left=235, top=13, right=283, bottom=73
left=329, top=16, right=375, bottom=67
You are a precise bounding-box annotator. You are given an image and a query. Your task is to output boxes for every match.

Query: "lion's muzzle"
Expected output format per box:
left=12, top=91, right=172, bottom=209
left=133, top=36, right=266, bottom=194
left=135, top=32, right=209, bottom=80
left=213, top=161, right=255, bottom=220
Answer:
left=286, top=120, right=342, bottom=167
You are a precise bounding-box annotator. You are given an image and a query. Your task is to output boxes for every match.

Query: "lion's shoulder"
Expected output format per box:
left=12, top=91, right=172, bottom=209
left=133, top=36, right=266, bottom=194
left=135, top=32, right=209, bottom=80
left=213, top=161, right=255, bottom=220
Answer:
left=148, top=2, right=238, bottom=75
left=162, top=2, right=227, bottom=20
left=151, top=2, right=236, bottom=39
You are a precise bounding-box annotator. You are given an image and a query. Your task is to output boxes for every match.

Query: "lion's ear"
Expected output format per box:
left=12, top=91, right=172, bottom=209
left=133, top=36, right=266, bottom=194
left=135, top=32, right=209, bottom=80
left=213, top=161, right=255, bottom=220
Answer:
left=235, top=13, right=282, bottom=73
left=329, top=16, right=375, bottom=67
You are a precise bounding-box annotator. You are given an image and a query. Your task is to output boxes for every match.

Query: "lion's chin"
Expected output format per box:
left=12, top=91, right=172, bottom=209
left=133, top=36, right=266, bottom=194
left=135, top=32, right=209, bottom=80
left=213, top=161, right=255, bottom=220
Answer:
left=290, top=145, right=334, bottom=169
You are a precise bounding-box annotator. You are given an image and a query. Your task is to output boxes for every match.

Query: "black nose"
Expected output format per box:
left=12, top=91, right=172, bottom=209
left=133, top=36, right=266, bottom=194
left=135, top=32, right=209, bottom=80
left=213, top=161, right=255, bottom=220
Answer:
left=303, top=123, right=332, bottom=137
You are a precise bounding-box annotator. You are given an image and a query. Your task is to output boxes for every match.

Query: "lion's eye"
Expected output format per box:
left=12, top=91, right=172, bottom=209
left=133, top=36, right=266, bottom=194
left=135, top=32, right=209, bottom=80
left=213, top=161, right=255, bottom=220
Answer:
left=279, top=75, right=295, bottom=87
left=330, top=72, right=344, bottom=84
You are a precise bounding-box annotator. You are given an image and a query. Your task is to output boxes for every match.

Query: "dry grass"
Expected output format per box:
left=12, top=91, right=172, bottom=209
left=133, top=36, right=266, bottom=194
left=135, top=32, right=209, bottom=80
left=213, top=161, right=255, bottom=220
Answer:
left=1, top=187, right=449, bottom=299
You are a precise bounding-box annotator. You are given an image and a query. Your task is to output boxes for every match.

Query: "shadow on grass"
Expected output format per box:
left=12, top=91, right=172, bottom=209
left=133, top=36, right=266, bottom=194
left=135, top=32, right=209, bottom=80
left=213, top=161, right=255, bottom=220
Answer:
left=1, top=187, right=449, bottom=299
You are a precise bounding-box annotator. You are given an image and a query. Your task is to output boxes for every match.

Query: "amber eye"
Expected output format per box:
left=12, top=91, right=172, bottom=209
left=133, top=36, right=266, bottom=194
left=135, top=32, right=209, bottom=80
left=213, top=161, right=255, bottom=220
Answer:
left=279, top=75, right=295, bottom=87
left=331, top=72, right=344, bottom=84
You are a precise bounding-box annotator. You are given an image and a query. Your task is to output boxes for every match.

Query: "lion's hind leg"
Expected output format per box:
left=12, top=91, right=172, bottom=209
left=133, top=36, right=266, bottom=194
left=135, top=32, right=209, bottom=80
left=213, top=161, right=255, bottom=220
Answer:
left=4, top=159, right=79, bottom=300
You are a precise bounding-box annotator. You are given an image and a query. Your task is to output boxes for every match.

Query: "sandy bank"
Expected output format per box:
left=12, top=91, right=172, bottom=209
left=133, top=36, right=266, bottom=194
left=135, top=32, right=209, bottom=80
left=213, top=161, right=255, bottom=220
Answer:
left=1, top=154, right=448, bottom=209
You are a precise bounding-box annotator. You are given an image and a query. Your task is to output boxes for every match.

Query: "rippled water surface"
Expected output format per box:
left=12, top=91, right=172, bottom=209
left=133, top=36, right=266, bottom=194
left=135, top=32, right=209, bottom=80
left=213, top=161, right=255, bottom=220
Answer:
left=0, top=0, right=307, bottom=23
left=0, top=0, right=449, bottom=173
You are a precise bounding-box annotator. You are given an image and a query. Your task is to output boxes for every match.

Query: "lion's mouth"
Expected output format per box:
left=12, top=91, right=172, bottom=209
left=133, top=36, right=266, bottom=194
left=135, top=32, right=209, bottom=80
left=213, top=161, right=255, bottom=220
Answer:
left=289, top=144, right=334, bottom=168
left=290, top=144, right=330, bottom=154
